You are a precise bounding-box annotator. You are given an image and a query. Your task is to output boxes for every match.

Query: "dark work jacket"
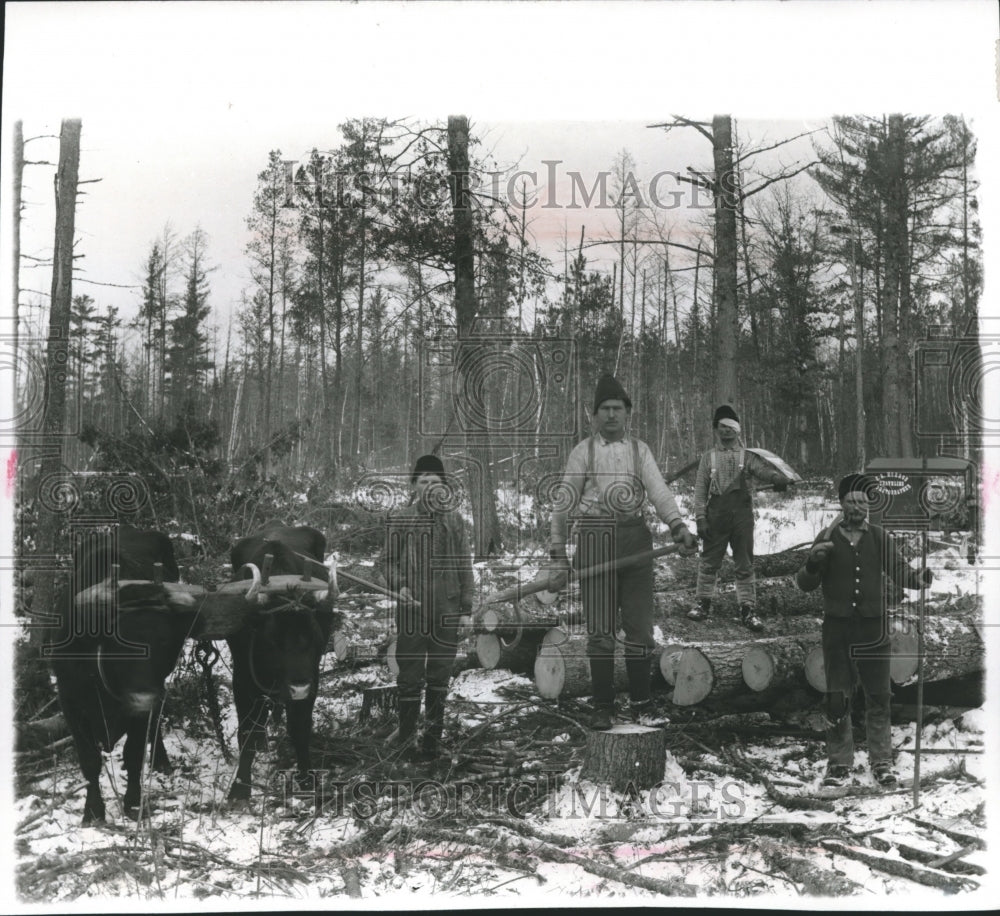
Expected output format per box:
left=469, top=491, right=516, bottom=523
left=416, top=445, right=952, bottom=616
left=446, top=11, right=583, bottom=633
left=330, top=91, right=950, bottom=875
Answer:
left=383, top=504, right=475, bottom=615
left=795, top=522, right=923, bottom=618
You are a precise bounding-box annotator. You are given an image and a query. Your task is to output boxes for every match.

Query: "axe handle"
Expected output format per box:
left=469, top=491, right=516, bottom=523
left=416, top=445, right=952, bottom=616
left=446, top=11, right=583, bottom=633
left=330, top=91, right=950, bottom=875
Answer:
left=287, top=547, right=421, bottom=608
left=478, top=544, right=681, bottom=608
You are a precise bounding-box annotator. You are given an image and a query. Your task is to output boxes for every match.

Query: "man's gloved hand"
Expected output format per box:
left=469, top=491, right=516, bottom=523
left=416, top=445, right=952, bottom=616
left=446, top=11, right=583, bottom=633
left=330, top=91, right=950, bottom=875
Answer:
left=457, top=613, right=473, bottom=639
left=671, top=522, right=698, bottom=555
left=697, top=517, right=711, bottom=540
left=805, top=541, right=833, bottom=573
left=772, top=475, right=789, bottom=493
left=397, top=586, right=417, bottom=608
left=547, top=548, right=570, bottom=592
left=920, top=567, right=934, bottom=587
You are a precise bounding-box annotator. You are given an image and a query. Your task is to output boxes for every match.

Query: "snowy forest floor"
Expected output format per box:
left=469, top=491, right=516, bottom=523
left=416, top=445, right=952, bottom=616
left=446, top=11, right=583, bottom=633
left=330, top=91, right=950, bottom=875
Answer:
left=13, top=490, right=992, bottom=904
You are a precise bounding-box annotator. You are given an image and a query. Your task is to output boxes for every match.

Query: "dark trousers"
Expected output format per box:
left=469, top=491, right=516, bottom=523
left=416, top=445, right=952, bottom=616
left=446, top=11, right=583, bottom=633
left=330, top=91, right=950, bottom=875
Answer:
left=575, top=517, right=654, bottom=704
left=822, top=615, right=892, bottom=767
left=395, top=602, right=459, bottom=701
left=696, top=490, right=755, bottom=605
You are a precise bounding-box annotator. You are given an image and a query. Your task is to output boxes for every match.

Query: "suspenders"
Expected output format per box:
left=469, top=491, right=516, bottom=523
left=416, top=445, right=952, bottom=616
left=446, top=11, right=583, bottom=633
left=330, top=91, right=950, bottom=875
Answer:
left=583, top=435, right=642, bottom=515
left=709, top=447, right=745, bottom=497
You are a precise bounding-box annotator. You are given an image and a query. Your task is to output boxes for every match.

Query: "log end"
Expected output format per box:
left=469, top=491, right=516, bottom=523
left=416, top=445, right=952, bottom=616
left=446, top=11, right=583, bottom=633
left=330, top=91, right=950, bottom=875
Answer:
left=804, top=646, right=826, bottom=693
left=742, top=645, right=775, bottom=692
left=534, top=643, right=566, bottom=699
left=476, top=633, right=502, bottom=671
left=672, top=647, right=714, bottom=706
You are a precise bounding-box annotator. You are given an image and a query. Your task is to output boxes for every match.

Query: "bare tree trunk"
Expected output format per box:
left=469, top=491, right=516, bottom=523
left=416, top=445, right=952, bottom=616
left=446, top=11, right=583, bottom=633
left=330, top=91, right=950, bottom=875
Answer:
left=881, top=115, right=906, bottom=455
left=32, top=118, right=81, bottom=646
left=712, top=115, right=739, bottom=406
left=12, top=120, right=24, bottom=385
left=448, top=114, right=501, bottom=557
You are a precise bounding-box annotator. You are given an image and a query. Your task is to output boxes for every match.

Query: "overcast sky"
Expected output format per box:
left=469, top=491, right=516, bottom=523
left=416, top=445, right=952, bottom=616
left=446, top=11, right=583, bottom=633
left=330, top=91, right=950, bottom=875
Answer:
left=2, top=3, right=1000, bottom=909
left=3, top=2, right=998, bottom=343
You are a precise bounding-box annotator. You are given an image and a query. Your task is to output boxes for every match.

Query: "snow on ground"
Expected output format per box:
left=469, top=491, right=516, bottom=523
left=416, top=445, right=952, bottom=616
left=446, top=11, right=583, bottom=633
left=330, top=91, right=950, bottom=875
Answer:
left=14, top=492, right=991, bottom=905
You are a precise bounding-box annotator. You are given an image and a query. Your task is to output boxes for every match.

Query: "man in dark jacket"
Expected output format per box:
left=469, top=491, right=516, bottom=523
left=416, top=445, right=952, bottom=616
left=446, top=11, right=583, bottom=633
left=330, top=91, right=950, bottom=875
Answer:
left=385, top=454, right=475, bottom=760
left=547, top=374, right=698, bottom=729
left=796, top=473, right=932, bottom=788
left=688, top=404, right=791, bottom=631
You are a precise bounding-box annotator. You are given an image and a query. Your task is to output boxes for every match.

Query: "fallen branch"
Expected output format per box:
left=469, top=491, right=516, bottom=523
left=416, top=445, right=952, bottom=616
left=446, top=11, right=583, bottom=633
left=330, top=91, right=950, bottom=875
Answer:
left=497, top=823, right=698, bottom=897
left=901, top=815, right=985, bottom=851
left=865, top=835, right=985, bottom=877
left=821, top=839, right=978, bottom=891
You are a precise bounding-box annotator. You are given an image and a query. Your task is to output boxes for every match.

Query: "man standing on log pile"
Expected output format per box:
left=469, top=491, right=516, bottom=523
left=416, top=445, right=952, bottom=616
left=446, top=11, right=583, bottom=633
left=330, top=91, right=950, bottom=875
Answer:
left=796, top=473, right=933, bottom=788
left=687, top=405, right=793, bottom=632
left=547, top=374, right=698, bottom=730
left=385, top=455, right=475, bottom=763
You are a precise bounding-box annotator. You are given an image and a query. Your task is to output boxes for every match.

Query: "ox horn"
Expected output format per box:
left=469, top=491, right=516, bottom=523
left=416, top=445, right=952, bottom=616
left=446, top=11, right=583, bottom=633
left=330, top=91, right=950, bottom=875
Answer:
left=236, top=562, right=264, bottom=603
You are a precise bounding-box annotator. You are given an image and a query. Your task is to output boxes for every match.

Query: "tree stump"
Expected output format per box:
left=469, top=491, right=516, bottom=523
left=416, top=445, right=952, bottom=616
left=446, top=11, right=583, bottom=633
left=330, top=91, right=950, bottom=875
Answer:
left=359, top=685, right=397, bottom=724
left=579, top=723, right=667, bottom=791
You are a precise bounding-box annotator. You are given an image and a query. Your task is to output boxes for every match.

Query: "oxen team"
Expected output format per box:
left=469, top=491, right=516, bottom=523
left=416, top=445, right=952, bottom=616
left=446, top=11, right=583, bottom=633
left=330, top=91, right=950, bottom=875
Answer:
left=45, top=522, right=336, bottom=824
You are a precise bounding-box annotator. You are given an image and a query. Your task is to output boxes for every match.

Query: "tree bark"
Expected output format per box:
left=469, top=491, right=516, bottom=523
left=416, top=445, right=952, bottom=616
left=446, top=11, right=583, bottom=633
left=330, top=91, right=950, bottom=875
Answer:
left=580, top=724, right=667, bottom=791
left=31, top=119, right=82, bottom=646
left=712, top=114, right=739, bottom=405
left=12, top=120, right=23, bottom=377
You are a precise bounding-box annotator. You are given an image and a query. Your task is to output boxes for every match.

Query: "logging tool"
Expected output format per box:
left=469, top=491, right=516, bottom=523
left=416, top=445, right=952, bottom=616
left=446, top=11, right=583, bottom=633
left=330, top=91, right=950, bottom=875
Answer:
left=476, top=543, right=683, bottom=609
left=913, top=530, right=929, bottom=808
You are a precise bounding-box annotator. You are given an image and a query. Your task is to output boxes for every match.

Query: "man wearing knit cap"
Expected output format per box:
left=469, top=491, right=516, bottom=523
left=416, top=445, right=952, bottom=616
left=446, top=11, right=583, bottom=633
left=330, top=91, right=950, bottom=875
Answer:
left=688, top=404, right=792, bottom=632
left=547, top=374, right=698, bottom=729
left=384, top=454, right=475, bottom=762
left=796, top=473, right=932, bottom=788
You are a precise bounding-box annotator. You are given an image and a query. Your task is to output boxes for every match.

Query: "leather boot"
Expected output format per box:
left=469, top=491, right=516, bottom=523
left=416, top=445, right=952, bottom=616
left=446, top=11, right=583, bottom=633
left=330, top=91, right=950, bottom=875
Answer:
left=687, top=598, right=711, bottom=621
left=394, top=696, right=421, bottom=751
left=589, top=657, right=615, bottom=729
left=625, top=656, right=651, bottom=705
left=421, top=686, right=448, bottom=760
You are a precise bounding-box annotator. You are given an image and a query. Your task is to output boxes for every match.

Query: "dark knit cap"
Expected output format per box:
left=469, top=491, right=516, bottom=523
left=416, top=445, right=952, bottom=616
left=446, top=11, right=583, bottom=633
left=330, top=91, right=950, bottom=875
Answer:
left=713, top=404, right=740, bottom=427
left=838, top=473, right=877, bottom=502
left=411, top=454, right=446, bottom=484
left=593, top=374, right=632, bottom=413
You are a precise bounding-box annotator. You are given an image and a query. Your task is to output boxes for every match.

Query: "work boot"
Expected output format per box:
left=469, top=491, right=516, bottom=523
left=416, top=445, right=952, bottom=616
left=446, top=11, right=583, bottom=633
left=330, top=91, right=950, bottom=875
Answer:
left=589, top=704, right=614, bottom=730
left=625, top=656, right=652, bottom=706
left=740, top=603, right=765, bottom=632
left=872, top=762, right=898, bottom=788
left=822, top=763, right=850, bottom=787
left=393, top=696, right=421, bottom=753
left=420, top=686, right=448, bottom=761
left=589, top=656, right=615, bottom=706
left=630, top=699, right=669, bottom=727
left=687, top=598, right=712, bottom=621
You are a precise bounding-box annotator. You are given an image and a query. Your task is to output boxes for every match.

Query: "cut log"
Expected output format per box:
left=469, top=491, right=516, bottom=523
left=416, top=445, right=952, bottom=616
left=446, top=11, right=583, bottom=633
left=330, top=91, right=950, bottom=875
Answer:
left=476, top=633, right=502, bottom=670
left=671, top=644, right=748, bottom=706
left=359, top=685, right=397, bottom=724
left=654, top=579, right=821, bottom=619
left=658, top=644, right=687, bottom=686
left=386, top=636, right=399, bottom=676
left=742, top=638, right=809, bottom=692
left=534, top=635, right=628, bottom=700
left=579, top=723, right=667, bottom=791
left=889, top=616, right=984, bottom=685
left=804, top=646, right=826, bottom=692
left=477, top=598, right=562, bottom=634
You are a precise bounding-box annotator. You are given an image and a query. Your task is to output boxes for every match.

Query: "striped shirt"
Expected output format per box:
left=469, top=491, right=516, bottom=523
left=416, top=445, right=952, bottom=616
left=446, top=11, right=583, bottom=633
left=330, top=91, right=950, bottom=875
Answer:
left=693, top=444, right=781, bottom=519
left=550, top=435, right=684, bottom=547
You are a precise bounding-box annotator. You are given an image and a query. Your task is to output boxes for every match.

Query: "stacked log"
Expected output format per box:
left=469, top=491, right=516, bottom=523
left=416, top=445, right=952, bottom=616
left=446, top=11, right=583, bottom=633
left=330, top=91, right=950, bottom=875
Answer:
left=534, top=632, right=629, bottom=700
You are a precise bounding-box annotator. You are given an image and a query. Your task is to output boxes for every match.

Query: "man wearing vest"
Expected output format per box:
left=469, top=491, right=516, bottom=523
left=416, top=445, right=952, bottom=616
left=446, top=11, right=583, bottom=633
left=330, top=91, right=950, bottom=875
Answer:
left=687, top=405, right=791, bottom=632
left=547, top=374, right=698, bottom=730
left=796, top=473, right=932, bottom=788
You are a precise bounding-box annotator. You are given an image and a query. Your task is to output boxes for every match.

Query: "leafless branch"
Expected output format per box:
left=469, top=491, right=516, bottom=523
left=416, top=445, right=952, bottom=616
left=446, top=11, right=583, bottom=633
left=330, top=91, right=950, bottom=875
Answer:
left=735, top=128, right=827, bottom=164
left=742, top=161, right=820, bottom=199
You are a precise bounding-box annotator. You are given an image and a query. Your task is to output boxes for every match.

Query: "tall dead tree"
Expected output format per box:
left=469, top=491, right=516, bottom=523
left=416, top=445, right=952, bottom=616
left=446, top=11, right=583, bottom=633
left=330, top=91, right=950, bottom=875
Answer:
left=12, top=120, right=24, bottom=378
left=31, top=118, right=82, bottom=645
left=712, top=115, right=740, bottom=405
left=448, top=114, right=501, bottom=557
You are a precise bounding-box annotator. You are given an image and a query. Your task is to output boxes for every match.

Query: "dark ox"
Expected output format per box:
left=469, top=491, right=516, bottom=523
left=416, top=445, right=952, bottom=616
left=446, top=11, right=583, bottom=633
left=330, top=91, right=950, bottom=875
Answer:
left=226, top=523, right=334, bottom=801
left=46, top=526, right=189, bottom=824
